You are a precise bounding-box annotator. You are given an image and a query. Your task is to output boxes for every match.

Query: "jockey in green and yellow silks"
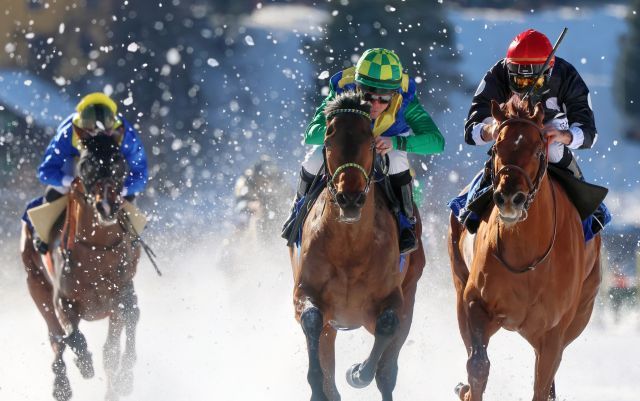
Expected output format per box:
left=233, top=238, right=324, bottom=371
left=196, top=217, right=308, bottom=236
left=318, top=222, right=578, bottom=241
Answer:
left=282, top=48, right=445, bottom=255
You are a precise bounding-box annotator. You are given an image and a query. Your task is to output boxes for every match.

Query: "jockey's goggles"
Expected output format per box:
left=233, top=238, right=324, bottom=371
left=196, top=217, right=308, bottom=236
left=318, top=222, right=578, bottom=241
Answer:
left=511, top=75, right=546, bottom=91
left=75, top=104, right=118, bottom=134
left=362, top=92, right=393, bottom=104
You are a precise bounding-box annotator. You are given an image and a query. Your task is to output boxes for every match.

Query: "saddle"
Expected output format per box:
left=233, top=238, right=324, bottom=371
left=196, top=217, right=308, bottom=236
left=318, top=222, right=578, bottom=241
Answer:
left=457, top=164, right=608, bottom=234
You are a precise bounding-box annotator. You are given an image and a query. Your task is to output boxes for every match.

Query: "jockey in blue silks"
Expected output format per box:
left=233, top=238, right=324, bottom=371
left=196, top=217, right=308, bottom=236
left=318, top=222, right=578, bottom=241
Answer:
left=23, top=92, right=148, bottom=253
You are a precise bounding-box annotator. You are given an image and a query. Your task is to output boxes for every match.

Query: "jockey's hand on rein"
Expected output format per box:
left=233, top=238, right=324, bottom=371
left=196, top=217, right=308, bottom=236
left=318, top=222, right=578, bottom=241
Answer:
left=481, top=122, right=500, bottom=142
left=543, top=126, right=573, bottom=145
left=375, top=136, right=393, bottom=155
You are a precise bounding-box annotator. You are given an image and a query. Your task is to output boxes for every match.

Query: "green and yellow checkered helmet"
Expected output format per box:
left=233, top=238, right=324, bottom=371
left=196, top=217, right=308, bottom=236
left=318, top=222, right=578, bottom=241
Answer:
left=355, top=48, right=403, bottom=93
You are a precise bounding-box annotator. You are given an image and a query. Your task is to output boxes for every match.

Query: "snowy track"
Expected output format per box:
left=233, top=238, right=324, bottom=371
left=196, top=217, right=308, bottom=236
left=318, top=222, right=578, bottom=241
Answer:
left=1, top=231, right=638, bottom=401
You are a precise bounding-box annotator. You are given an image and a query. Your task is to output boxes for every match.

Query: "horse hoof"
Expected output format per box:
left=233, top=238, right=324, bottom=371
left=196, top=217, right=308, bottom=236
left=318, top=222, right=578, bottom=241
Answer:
left=115, top=370, right=134, bottom=396
left=346, top=363, right=371, bottom=389
left=53, top=375, right=72, bottom=401
left=75, top=354, right=95, bottom=379
left=454, top=382, right=469, bottom=398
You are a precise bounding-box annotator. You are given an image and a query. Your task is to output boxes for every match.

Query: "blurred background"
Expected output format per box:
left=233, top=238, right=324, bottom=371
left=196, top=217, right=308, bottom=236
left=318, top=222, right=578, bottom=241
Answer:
left=0, top=1, right=639, bottom=400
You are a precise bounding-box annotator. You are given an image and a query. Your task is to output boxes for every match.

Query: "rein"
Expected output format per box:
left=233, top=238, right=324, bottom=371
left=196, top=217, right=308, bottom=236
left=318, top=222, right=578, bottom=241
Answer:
left=490, top=117, right=558, bottom=273
left=62, top=182, right=162, bottom=276
left=324, top=108, right=375, bottom=203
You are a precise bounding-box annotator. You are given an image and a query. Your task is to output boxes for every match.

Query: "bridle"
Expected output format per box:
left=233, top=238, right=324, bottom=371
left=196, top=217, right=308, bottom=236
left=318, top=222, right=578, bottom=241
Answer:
left=323, top=108, right=376, bottom=204
left=490, top=117, right=548, bottom=213
left=490, top=117, right=557, bottom=274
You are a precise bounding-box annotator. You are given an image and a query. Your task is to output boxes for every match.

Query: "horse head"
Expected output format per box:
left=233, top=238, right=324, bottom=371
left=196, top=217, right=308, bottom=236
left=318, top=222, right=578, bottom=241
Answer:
left=76, top=134, right=128, bottom=221
left=490, top=96, right=547, bottom=225
left=323, top=91, right=374, bottom=223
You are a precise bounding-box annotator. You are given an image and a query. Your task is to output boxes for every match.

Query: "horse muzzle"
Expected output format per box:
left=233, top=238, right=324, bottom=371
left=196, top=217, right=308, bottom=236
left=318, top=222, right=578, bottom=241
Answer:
left=493, top=190, right=528, bottom=224
left=335, top=191, right=366, bottom=223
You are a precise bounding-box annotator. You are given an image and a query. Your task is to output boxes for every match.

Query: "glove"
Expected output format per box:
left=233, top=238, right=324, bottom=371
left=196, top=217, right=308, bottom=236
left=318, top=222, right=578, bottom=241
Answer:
left=61, top=175, right=74, bottom=187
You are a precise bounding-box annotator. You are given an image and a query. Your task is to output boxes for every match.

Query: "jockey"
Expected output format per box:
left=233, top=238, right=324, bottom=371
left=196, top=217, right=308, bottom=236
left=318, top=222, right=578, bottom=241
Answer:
left=281, top=48, right=445, bottom=255
left=457, top=29, right=609, bottom=234
left=24, top=92, right=148, bottom=253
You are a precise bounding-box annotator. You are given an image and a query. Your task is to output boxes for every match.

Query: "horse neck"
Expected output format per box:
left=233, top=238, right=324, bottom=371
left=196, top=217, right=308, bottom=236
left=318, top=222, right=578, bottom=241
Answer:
left=323, top=186, right=376, bottom=250
left=494, top=175, right=556, bottom=262
left=64, top=190, right=122, bottom=249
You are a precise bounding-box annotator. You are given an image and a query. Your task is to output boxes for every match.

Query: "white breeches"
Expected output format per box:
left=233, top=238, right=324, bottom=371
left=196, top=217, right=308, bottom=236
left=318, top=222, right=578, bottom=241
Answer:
left=301, top=145, right=410, bottom=176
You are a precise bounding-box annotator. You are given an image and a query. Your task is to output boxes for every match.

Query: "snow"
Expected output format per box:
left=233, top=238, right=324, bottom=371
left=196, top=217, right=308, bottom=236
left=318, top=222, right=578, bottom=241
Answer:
left=0, top=3, right=639, bottom=400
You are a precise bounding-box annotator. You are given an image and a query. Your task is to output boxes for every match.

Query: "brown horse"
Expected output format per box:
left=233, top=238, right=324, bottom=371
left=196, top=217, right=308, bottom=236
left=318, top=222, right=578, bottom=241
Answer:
left=21, top=135, right=141, bottom=401
left=448, top=97, right=601, bottom=401
left=290, top=91, right=425, bottom=401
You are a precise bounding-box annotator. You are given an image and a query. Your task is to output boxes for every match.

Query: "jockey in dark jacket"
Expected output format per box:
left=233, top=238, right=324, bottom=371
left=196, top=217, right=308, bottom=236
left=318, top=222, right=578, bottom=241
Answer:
left=456, top=29, right=609, bottom=235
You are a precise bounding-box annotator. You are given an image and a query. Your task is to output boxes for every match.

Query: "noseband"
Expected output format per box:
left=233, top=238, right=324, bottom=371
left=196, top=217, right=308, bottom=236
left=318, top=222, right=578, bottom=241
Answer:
left=324, top=108, right=375, bottom=203
left=490, top=117, right=548, bottom=213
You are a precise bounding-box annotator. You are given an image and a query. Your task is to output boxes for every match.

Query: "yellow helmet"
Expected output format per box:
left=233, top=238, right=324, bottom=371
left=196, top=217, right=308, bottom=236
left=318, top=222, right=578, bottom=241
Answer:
left=72, top=92, right=121, bottom=131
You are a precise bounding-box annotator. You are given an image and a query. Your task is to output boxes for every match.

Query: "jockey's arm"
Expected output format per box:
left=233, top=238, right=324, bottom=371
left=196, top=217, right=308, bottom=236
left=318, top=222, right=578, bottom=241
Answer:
left=119, top=121, right=149, bottom=196
left=304, top=87, right=338, bottom=145
left=556, top=63, right=597, bottom=150
left=464, top=61, right=511, bottom=146
left=37, top=126, right=78, bottom=187
left=397, top=97, right=445, bottom=155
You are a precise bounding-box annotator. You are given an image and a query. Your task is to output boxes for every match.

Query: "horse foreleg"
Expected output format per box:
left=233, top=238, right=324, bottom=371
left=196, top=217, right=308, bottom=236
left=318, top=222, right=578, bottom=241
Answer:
left=58, top=299, right=94, bottom=379
left=346, top=308, right=399, bottom=390
left=51, top=340, right=72, bottom=401
left=318, top=325, right=340, bottom=401
left=115, top=284, right=140, bottom=397
left=462, top=299, right=498, bottom=401
left=375, top=280, right=418, bottom=401
left=104, top=309, right=124, bottom=401
left=532, top=329, right=564, bottom=401
left=300, top=302, right=329, bottom=401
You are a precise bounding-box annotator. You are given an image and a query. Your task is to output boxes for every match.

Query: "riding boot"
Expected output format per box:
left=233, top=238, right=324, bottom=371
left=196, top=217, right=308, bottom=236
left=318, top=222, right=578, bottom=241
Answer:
left=458, top=158, right=493, bottom=234
left=553, top=150, right=609, bottom=235
left=389, top=171, right=418, bottom=255
left=281, top=167, right=316, bottom=242
left=397, top=181, right=418, bottom=255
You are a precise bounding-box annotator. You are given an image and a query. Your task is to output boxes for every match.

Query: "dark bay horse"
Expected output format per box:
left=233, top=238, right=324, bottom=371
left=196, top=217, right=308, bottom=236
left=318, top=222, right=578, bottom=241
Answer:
left=290, top=91, right=426, bottom=401
left=21, top=135, right=141, bottom=401
left=448, top=97, right=601, bottom=401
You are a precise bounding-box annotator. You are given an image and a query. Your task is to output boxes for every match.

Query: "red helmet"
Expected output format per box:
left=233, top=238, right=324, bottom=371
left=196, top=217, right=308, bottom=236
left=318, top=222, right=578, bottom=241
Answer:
left=506, top=29, right=554, bottom=67
left=506, top=29, right=554, bottom=93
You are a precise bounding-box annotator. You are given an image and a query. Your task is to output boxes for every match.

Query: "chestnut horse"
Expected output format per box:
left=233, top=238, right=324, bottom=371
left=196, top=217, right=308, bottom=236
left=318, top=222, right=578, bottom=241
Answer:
left=21, top=135, right=141, bottom=401
left=448, top=97, right=601, bottom=401
left=290, top=91, right=425, bottom=401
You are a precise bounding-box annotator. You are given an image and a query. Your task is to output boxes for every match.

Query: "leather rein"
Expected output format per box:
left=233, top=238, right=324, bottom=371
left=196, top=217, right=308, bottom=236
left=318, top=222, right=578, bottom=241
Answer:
left=490, top=117, right=558, bottom=274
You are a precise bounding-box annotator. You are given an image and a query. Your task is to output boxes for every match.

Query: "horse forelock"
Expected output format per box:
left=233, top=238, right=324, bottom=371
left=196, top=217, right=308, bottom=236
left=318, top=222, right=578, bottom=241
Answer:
left=324, top=91, right=371, bottom=120
left=504, top=95, right=533, bottom=120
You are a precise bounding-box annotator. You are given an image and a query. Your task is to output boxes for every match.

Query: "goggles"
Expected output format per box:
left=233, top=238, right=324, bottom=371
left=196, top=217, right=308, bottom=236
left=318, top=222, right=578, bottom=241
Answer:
left=511, top=75, right=546, bottom=91
left=362, top=92, right=393, bottom=104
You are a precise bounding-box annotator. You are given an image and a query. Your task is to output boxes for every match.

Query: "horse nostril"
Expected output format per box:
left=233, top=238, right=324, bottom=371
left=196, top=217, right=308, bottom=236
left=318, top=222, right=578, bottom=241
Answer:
left=336, top=193, right=348, bottom=208
left=494, top=192, right=505, bottom=206
left=354, top=192, right=366, bottom=208
left=512, top=192, right=526, bottom=206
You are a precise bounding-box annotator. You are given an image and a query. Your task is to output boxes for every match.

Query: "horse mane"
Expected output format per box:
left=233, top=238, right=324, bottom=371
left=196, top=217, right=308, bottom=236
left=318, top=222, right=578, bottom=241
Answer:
left=324, top=91, right=371, bottom=119
left=503, top=94, right=534, bottom=120
left=81, top=135, right=119, bottom=161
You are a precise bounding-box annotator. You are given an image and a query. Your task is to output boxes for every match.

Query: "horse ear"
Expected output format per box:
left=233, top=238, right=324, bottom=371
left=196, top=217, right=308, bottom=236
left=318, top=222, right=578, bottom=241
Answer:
left=532, top=102, right=544, bottom=126
left=490, top=99, right=506, bottom=123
